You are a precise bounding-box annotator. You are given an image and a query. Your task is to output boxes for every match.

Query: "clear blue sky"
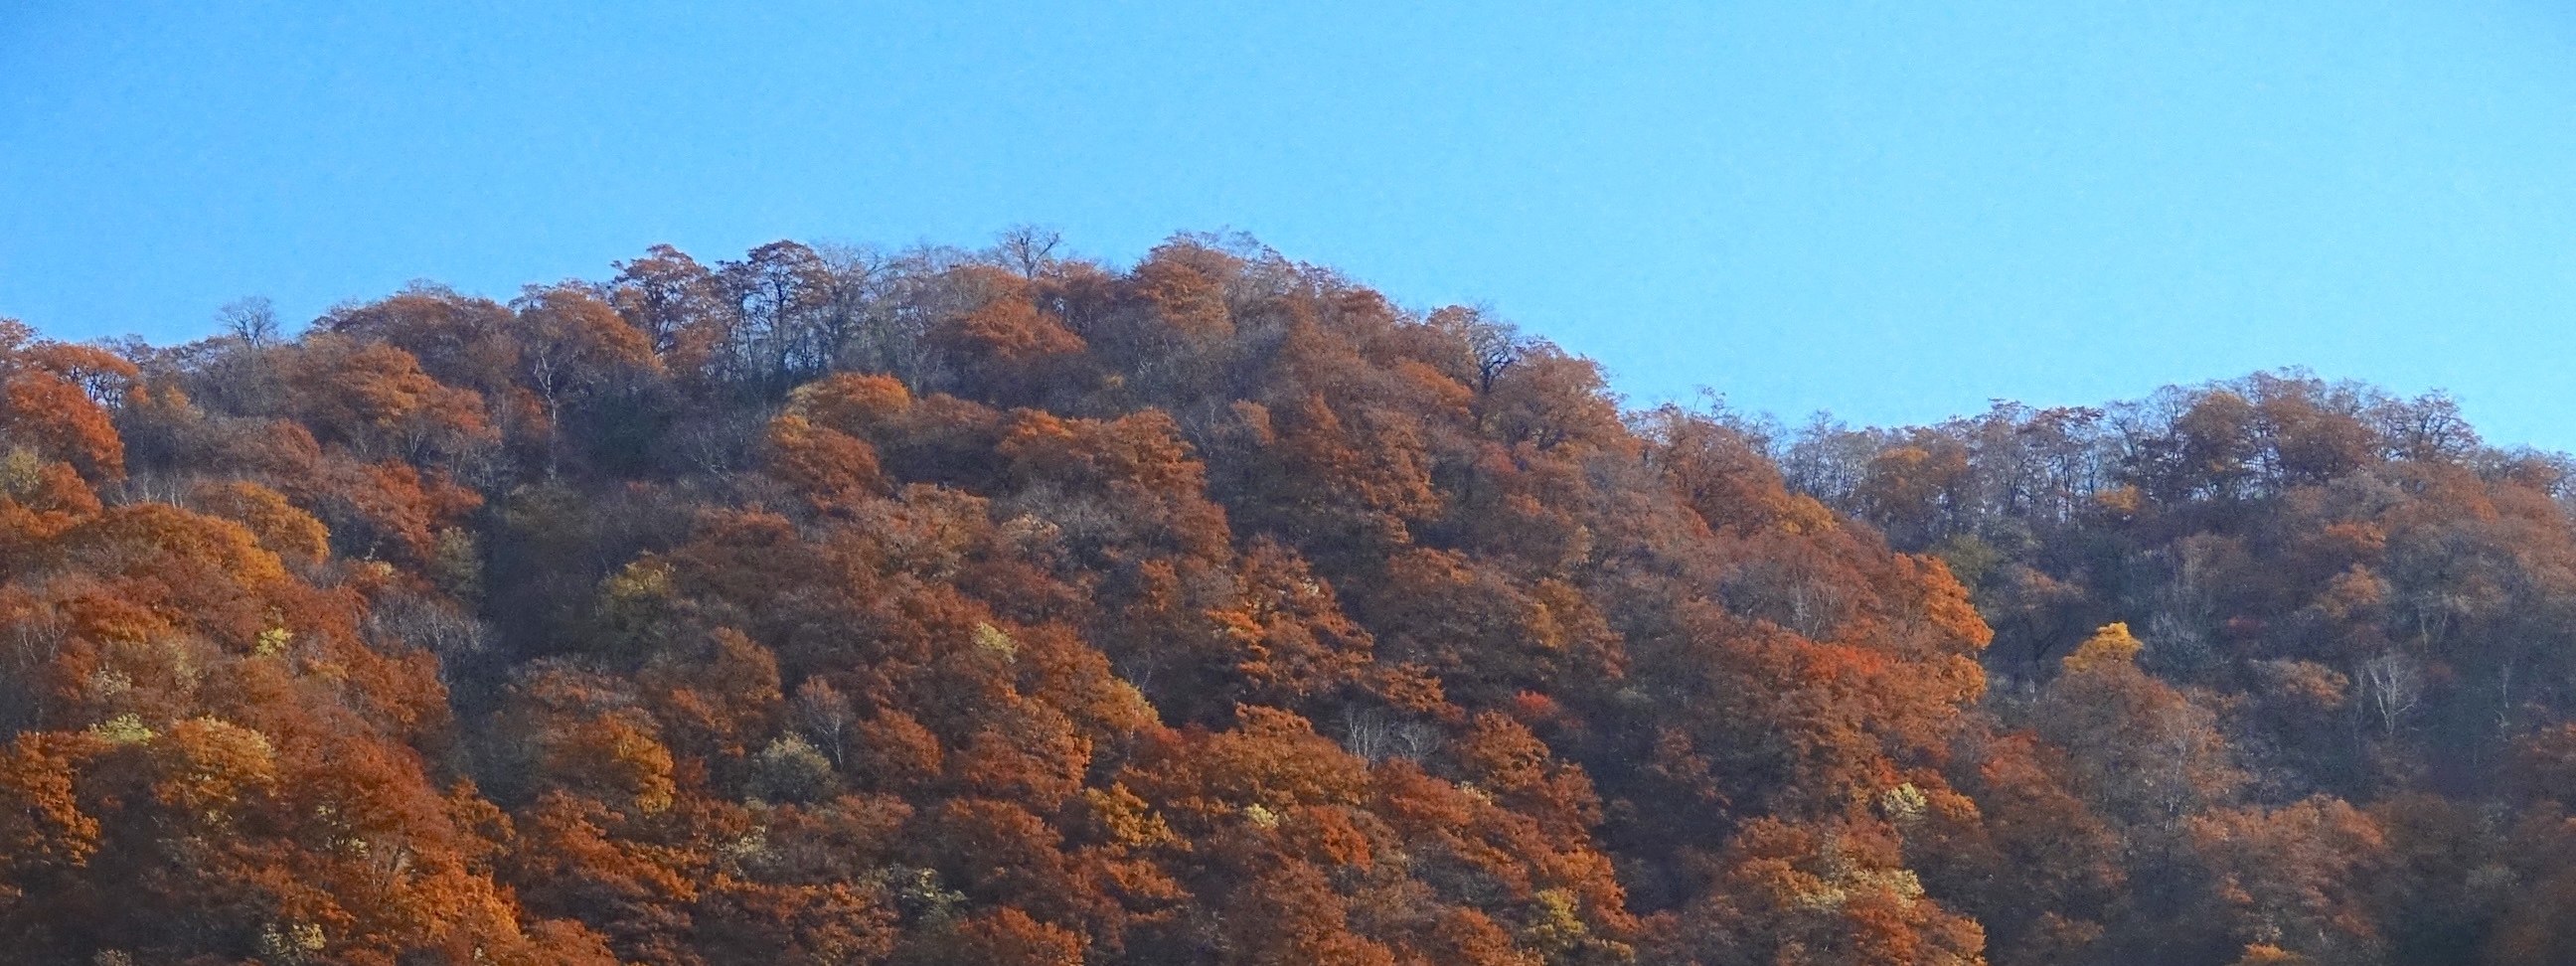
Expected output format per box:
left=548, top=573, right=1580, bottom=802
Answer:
left=6, top=2, right=2575, bottom=446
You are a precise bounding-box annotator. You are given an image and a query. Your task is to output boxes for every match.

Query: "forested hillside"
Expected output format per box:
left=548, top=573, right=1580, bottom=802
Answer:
left=1, top=232, right=2569, bottom=965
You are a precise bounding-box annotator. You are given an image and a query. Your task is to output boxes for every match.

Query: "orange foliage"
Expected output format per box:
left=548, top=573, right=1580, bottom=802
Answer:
left=41, top=234, right=2555, bottom=965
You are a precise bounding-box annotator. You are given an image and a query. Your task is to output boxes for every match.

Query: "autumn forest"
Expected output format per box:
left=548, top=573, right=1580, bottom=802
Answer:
left=6, top=233, right=2575, bottom=966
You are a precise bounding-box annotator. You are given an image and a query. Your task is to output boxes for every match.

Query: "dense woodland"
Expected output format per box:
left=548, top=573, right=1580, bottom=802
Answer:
left=4, top=231, right=2575, bottom=965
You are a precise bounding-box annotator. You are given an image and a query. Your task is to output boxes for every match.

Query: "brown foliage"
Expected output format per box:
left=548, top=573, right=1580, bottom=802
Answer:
left=38, top=235, right=2560, bottom=966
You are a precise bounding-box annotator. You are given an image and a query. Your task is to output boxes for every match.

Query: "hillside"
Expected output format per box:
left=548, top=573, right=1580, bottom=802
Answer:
left=1, top=233, right=2568, bottom=965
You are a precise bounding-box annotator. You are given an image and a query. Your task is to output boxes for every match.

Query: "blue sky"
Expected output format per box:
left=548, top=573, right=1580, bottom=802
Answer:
left=6, top=2, right=2575, bottom=446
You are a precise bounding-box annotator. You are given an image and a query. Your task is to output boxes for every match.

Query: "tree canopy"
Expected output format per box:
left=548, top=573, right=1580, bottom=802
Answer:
left=0, top=233, right=2566, bottom=965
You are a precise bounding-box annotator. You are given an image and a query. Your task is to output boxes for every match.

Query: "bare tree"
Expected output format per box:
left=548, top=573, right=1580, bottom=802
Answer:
left=1339, top=706, right=1441, bottom=762
left=790, top=679, right=860, bottom=770
left=992, top=225, right=1064, bottom=279
left=217, top=296, right=281, bottom=348
left=1448, top=305, right=1526, bottom=395
left=2359, top=651, right=2424, bottom=736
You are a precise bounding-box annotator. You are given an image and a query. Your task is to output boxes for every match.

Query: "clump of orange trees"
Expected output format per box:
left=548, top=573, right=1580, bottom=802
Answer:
left=2, top=231, right=2562, bottom=965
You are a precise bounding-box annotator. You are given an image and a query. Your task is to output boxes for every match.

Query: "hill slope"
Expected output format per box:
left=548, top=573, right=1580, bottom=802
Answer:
left=0, top=234, right=2566, bottom=965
